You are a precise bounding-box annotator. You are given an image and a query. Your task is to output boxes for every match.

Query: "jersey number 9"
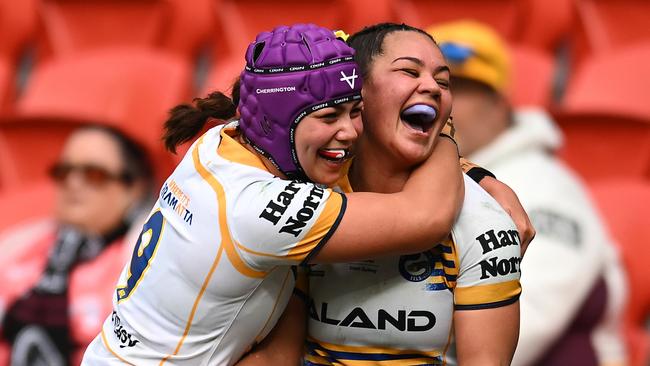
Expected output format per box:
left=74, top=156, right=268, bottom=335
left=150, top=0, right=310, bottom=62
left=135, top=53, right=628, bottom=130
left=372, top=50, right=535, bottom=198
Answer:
left=116, top=210, right=166, bottom=302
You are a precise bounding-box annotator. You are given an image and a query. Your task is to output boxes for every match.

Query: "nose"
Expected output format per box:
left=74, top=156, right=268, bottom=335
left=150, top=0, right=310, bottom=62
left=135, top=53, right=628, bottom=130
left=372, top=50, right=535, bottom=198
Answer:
left=66, top=170, right=87, bottom=188
left=336, top=114, right=361, bottom=143
left=418, top=75, right=442, bottom=100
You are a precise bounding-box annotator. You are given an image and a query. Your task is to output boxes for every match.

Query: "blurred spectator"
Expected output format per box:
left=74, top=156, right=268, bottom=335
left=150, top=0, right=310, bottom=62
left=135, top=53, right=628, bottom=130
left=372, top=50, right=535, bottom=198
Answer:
left=0, top=124, right=153, bottom=366
left=429, top=20, right=628, bottom=366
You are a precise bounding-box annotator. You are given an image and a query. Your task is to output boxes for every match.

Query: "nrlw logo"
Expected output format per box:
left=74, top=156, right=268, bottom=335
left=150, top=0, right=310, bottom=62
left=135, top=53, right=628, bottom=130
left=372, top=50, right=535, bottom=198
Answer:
left=309, top=301, right=436, bottom=332
left=399, top=252, right=435, bottom=282
left=339, top=68, right=358, bottom=89
left=259, top=182, right=325, bottom=237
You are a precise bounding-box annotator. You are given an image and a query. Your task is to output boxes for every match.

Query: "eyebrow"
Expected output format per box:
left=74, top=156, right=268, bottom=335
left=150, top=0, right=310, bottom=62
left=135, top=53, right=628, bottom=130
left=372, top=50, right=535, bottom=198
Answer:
left=436, top=65, right=451, bottom=74
left=392, top=57, right=451, bottom=74
left=392, top=56, right=424, bottom=66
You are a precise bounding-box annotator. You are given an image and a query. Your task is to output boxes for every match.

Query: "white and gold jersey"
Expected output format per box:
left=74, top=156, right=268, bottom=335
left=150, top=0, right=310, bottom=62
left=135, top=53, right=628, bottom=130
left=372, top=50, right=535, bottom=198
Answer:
left=305, top=175, right=521, bottom=365
left=82, top=122, right=346, bottom=366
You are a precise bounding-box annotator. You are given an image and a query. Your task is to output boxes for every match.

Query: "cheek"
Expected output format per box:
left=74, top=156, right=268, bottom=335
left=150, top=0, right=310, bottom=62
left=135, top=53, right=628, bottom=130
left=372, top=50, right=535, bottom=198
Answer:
left=442, top=91, right=453, bottom=113
left=353, top=116, right=363, bottom=136
left=297, top=131, right=322, bottom=153
left=96, top=186, right=131, bottom=218
left=295, top=130, right=322, bottom=170
left=363, top=80, right=396, bottom=112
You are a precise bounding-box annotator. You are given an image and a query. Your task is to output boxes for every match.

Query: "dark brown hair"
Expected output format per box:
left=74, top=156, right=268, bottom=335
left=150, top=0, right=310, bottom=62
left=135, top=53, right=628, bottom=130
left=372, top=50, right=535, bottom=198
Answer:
left=78, top=124, right=154, bottom=190
left=347, top=23, right=437, bottom=80
left=163, top=79, right=240, bottom=153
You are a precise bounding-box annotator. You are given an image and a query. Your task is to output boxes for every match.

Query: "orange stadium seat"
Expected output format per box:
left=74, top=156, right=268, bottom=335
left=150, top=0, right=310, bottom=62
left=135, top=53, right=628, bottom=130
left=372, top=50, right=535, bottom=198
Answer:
left=551, top=113, right=650, bottom=181
left=389, top=0, right=571, bottom=54
left=0, top=0, right=38, bottom=111
left=570, top=0, right=650, bottom=67
left=341, top=0, right=394, bottom=35
left=0, top=117, right=88, bottom=192
left=214, top=0, right=346, bottom=54
left=508, top=45, right=555, bottom=108
left=0, top=180, right=54, bottom=234
left=0, top=0, right=38, bottom=60
left=589, top=179, right=650, bottom=366
left=204, top=0, right=349, bottom=93
left=11, top=47, right=194, bottom=185
left=391, top=0, right=520, bottom=39
left=553, top=42, right=650, bottom=181
left=514, top=0, right=573, bottom=52
left=37, top=0, right=213, bottom=61
left=563, top=42, right=650, bottom=120
left=0, top=58, right=14, bottom=113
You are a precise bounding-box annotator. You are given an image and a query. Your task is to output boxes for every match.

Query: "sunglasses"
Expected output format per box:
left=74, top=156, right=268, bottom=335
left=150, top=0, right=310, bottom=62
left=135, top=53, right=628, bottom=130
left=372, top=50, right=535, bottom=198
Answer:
left=49, top=162, right=133, bottom=186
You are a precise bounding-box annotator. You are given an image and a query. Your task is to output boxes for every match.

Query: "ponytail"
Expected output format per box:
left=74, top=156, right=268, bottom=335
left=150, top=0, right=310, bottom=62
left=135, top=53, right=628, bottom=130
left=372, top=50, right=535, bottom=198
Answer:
left=163, top=79, right=240, bottom=153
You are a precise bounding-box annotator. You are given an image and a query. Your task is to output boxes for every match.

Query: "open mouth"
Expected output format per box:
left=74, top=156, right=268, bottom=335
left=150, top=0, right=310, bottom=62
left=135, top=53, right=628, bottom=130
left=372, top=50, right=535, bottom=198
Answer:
left=400, top=104, right=438, bottom=133
left=318, top=148, right=351, bottom=163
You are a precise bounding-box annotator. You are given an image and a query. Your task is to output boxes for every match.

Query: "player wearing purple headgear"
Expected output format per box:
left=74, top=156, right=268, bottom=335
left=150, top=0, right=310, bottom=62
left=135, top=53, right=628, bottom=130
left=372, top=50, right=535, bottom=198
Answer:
left=81, top=23, right=465, bottom=365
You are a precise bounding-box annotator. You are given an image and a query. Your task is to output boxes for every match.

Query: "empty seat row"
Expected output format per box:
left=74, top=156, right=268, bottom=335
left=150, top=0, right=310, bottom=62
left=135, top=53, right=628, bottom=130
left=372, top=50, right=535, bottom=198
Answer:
left=1, top=0, right=650, bottom=109
left=0, top=47, right=193, bottom=192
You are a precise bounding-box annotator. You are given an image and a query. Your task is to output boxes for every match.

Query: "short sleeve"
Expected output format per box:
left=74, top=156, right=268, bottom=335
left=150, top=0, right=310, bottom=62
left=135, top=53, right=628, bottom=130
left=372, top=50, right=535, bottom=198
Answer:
left=452, top=176, right=522, bottom=310
left=230, top=179, right=346, bottom=270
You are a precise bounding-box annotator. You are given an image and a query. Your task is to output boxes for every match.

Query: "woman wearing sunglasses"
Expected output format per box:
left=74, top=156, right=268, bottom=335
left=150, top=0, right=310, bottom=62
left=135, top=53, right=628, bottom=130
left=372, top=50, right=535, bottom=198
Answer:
left=0, top=124, right=153, bottom=366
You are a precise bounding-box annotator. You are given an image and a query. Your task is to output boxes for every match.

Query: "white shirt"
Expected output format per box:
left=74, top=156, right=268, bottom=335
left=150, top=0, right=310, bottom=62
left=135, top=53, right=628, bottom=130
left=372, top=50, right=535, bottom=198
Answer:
left=470, top=108, right=627, bottom=366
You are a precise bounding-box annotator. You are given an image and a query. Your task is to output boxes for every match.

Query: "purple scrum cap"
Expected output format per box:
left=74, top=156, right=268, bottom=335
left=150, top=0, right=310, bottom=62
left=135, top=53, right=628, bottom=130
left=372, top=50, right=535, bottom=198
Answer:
left=238, top=23, right=363, bottom=181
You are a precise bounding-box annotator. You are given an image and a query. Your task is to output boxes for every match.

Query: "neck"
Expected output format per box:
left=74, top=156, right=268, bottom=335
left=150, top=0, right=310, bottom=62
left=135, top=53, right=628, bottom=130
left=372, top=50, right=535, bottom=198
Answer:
left=349, top=139, right=410, bottom=193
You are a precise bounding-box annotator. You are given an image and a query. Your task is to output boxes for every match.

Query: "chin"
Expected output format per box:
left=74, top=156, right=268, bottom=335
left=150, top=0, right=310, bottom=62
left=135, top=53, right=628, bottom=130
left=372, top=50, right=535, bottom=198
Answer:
left=306, top=162, right=347, bottom=187
left=393, top=143, right=431, bottom=167
left=310, top=174, right=339, bottom=187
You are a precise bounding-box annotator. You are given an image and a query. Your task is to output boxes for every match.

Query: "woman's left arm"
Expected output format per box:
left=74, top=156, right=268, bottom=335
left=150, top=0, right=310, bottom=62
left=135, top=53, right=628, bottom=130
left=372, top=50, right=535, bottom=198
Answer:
left=454, top=302, right=520, bottom=366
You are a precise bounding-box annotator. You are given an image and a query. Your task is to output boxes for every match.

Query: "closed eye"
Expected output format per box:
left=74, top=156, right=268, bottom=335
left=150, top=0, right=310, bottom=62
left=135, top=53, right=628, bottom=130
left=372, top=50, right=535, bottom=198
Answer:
left=402, top=69, right=419, bottom=77
left=312, top=107, right=339, bottom=121
left=350, top=106, right=363, bottom=118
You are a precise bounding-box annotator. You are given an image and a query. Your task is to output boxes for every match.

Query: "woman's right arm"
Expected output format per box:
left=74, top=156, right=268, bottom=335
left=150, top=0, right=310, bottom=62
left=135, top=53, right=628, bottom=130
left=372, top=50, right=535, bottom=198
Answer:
left=313, top=137, right=463, bottom=263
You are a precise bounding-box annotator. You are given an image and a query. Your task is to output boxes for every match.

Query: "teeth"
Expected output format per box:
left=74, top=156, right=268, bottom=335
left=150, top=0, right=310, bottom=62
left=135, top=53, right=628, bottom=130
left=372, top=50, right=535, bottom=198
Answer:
left=402, top=104, right=437, bottom=121
left=319, top=149, right=347, bottom=161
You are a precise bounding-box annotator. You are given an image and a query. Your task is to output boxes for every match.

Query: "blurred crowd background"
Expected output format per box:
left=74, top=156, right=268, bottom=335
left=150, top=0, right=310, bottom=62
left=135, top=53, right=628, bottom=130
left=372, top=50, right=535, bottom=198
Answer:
left=0, top=0, right=648, bottom=365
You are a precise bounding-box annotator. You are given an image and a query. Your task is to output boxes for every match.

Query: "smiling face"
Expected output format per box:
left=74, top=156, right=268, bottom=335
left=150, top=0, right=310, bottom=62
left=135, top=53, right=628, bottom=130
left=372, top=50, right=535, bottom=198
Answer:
left=294, top=100, right=364, bottom=186
left=360, top=31, right=452, bottom=167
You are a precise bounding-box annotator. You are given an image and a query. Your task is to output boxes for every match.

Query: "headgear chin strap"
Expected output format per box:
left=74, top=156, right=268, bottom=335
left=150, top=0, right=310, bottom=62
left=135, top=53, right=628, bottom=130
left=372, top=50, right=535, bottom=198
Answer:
left=238, top=23, right=363, bottom=181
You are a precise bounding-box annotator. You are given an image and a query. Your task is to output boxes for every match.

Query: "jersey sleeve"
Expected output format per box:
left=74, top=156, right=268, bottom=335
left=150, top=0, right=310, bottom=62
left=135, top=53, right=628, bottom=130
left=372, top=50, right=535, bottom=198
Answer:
left=452, top=177, right=522, bottom=310
left=229, top=179, right=346, bottom=270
